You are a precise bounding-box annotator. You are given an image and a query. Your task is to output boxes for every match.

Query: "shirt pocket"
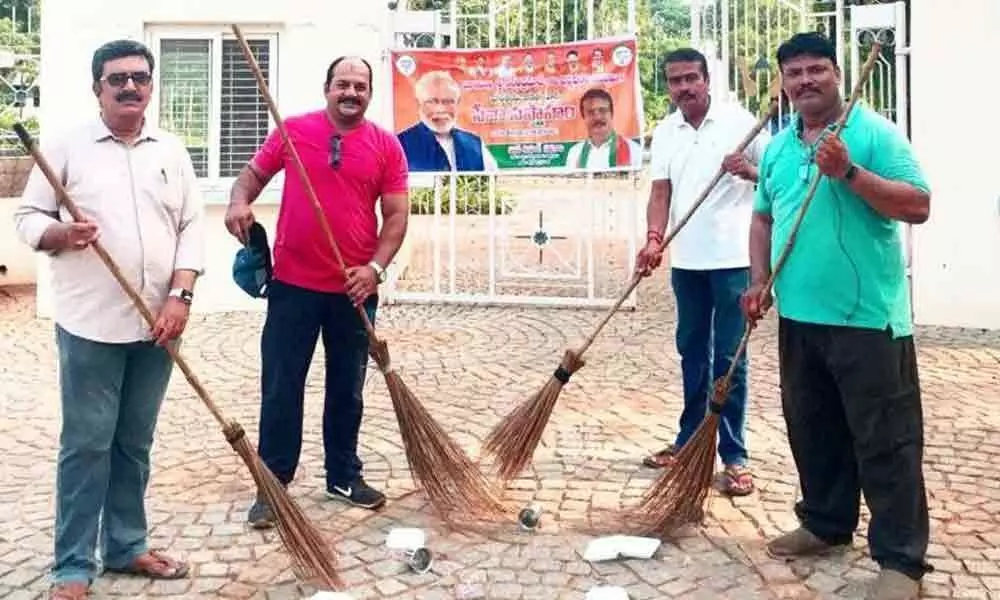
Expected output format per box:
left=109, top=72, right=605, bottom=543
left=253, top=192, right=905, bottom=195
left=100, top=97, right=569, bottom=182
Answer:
left=140, top=162, right=184, bottom=224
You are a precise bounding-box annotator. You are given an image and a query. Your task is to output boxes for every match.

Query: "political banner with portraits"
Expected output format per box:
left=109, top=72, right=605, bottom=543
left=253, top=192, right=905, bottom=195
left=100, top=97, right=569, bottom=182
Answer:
left=389, top=36, right=644, bottom=175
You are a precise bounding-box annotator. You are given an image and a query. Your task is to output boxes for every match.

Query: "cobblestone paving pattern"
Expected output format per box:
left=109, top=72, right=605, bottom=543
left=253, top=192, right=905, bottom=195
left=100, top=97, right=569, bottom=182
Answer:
left=0, top=274, right=998, bottom=599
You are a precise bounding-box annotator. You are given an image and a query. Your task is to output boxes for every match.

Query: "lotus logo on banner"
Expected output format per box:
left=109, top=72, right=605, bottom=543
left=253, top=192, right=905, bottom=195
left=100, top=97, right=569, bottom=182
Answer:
left=612, top=44, right=634, bottom=67
left=395, top=55, right=416, bottom=77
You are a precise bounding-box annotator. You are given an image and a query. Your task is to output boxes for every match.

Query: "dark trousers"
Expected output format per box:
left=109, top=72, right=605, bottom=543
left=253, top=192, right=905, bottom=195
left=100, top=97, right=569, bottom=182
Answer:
left=258, top=279, right=375, bottom=490
left=778, top=317, right=931, bottom=579
left=671, top=267, right=750, bottom=466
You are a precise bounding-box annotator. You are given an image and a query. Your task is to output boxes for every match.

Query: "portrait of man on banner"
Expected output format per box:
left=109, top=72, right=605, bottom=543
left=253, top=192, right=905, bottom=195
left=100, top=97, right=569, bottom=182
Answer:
left=564, top=87, right=643, bottom=171
left=396, top=69, right=497, bottom=173
left=390, top=36, right=643, bottom=174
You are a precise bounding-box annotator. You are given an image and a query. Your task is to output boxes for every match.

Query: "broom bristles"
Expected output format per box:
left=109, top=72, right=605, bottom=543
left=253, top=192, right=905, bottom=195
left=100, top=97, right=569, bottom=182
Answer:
left=482, top=349, right=586, bottom=481
left=612, top=376, right=735, bottom=538
left=482, top=377, right=564, bottom=482
left=622, top=414, right=720, bottom=538
left=224, top=423, right=342, bottom=591
left=369, top=340, right=513, bottom=525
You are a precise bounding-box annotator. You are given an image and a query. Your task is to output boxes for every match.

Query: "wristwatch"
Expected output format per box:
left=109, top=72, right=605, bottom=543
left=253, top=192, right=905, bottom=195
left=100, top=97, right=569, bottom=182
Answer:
left=168, top=287, right=194, bottom=305
left=844, top=163, right=859, bottom=181
left=368, top=260, right=387, bottom=284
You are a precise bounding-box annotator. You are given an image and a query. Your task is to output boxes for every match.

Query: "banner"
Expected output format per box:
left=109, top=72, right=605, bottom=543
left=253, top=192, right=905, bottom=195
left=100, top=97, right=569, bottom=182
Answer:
left=390, top=36, right=644, bottom=175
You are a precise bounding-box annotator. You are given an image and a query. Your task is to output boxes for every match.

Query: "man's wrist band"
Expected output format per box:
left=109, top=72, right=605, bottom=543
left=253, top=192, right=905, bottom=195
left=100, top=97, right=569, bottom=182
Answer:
left=368, top=260, right=387, bottom=283
left=844, top=163, right=858, bottom=181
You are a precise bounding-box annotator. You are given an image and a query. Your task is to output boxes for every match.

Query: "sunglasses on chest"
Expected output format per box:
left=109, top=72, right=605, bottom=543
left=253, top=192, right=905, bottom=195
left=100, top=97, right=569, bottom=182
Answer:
left=329, top=134, right=342, bottom=169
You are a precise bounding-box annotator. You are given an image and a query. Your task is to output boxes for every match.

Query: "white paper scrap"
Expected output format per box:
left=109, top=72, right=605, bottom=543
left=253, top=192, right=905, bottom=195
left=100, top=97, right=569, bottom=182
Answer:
left=585, top=585, right=630, bottom=600
left=385, top=527, right=426, bottom=551
left=582, top=535, right=661, bottom=562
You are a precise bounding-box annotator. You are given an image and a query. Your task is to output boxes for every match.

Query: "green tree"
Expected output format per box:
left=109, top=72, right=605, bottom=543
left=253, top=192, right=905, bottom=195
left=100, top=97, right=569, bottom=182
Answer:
left=0, top=0, right=39, bottom=154
left=0, top=14, right=39, bottom=153
left=634, top=0, right=690, bottom=130
left=0, top=0, right=37, bottom=17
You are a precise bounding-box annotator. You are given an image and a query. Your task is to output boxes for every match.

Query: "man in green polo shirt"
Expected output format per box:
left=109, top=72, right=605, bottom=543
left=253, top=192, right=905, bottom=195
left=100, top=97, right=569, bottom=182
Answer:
left=742, top=32, right=931, bottom=600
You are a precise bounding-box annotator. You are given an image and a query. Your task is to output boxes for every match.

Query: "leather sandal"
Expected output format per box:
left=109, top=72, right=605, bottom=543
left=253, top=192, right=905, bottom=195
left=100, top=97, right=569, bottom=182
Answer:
left=642, top=445, right=678, bottom=468
left=104, top=549, right=189, bottom=580
left=721, top=464, right=755, bottom=496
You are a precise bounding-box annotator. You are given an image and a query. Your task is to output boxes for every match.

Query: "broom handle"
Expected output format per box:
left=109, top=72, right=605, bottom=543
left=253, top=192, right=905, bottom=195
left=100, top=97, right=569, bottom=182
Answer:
left=231, top=25, right=378, bottom=341
left=575, top=89, right=781, bottom=358
left=715, top=43, right=883, bottom=398
left=11, top=124, right=230, bottom=430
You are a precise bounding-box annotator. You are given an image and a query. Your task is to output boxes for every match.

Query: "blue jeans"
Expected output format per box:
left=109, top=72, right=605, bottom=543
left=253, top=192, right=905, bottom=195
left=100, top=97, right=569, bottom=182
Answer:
left=257, top=280, right=375, bottom=490
left=53, top=325, right=173, bottom=584
left=670, top=267, right=750, bottom=466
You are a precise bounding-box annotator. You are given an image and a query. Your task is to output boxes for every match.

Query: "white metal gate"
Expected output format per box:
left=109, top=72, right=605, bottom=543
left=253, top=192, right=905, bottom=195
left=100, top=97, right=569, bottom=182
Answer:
left=689, top=0, right=907, bottom=128
left=844, top=2, right=912, bottom=291
left=689, top=0, right=912, bottom=293
left=382, top=0, right=644, bottom=310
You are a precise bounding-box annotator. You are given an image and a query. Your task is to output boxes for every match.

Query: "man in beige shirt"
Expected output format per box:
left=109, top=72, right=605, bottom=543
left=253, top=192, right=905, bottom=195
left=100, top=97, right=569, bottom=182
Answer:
left=13, top=39, right=204, bottom=600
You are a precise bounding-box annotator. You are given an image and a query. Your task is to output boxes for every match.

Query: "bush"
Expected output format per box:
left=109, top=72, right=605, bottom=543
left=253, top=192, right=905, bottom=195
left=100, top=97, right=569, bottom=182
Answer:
left=409, top=175, right=517, bottom=216
left=0, top=112, right=38, bottom=157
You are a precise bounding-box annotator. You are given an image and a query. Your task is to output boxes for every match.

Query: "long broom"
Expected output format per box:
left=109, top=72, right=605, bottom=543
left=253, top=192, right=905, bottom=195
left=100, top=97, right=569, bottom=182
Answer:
left=624, top=42, right=883, bottom=538
left=231, top=26, right=511, bottom=525
left=482, top=79, right=783, bottom=483
left=11, top=124, right=343, bottom=590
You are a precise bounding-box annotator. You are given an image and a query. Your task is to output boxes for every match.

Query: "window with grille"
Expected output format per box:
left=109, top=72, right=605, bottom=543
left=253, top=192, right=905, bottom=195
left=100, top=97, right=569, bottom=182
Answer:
left=154, top=32, right=275, bottom=180
left=220, top=39, right=270, bottom=177
left=157, top=39, right=211, bottom=177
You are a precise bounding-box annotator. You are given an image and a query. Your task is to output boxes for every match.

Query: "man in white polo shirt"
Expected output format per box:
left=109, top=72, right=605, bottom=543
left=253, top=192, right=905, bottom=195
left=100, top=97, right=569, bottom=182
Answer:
left=635, top=47, right=769, bottom=496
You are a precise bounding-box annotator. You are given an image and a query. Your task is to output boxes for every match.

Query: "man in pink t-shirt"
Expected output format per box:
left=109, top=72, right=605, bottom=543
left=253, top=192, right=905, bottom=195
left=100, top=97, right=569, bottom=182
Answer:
left=225, top=56, right=409, bottom=526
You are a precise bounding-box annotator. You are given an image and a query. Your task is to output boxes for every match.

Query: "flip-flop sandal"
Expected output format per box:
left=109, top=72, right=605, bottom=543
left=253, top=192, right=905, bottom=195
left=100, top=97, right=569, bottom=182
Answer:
left=105, top=549, right=190, bottom=580
left=642, top=445, right=678, bottom=468
left=722, top=465, right=755, bottom=496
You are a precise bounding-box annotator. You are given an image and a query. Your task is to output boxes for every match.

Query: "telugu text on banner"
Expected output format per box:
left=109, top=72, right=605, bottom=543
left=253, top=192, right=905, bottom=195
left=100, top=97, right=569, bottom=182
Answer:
left=390, top=36, right=645, bottom=175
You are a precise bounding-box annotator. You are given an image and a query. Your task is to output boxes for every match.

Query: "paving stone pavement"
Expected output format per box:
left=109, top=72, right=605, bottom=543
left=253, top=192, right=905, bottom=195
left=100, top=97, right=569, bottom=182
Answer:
left=1, top=277, right=999, bottom=600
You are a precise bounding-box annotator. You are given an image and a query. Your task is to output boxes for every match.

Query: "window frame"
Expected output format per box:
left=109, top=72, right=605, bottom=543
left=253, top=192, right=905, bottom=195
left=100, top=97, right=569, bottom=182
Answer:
left=145, top=24, right=280, bottom=188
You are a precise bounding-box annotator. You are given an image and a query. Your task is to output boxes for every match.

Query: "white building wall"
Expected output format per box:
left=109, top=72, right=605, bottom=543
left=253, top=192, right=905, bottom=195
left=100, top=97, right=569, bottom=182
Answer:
left=909, top=0, right=1000, bottom=330
left=9, top=0, right=1000, bottom=329
left=0, top=197, right=38, bottom=285
left=26, top=0, right=393, bottom=316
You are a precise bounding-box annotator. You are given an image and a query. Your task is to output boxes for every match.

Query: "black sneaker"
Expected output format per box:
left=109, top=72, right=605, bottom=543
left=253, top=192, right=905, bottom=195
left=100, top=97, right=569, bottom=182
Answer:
left=247, top=493, right=275, bottom=529
left=325, top=478, right=386, bottom=509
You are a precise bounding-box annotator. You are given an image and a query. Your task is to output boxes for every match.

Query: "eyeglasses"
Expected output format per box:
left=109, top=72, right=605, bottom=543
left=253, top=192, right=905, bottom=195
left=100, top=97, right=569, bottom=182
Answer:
left=329, top=134, right=342, bottom=169
left=101, top=71, right=152, bottom=87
